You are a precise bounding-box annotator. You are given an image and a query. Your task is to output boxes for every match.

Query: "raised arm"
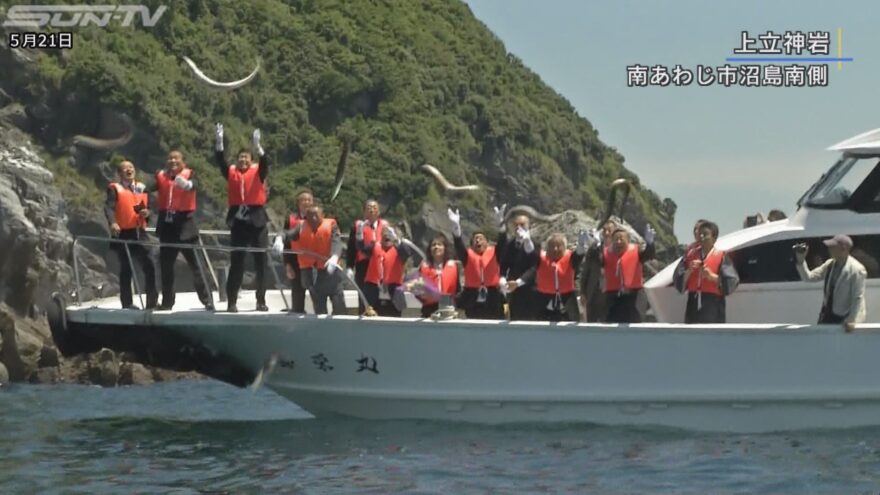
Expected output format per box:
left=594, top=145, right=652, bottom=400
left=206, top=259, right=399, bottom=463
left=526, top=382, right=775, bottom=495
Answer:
left=254, top=129, right=268, bottom=182
left=797, top=258, right=832, bottom=282
left=447, top=208, right=468, bottom=265
left=214, top=123, right=229, bottom=180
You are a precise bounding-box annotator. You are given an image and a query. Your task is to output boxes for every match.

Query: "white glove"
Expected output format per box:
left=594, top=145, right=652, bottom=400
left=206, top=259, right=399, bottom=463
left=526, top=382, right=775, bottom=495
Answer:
left=214, top=123, right=224, bottom=152
left=576, top=230, right=590, bottom=254
left=355, top=220, right=365, bottom=242
left=447, top=208, right=461, bottom=237
left=345, top=268, right=355, bottom=280
left=493, top=204, right=507, bottom=231
left=252, top=128, right=264, bottom=157
left=499, top=276, right=508, bottom=295
left=324, top=254, right=339, bottom=274
left=516, top=227, right=535, bottom=254
left=174, top=175, right=193, bottom=191
left=385, top=227, right=398, bottom=243
left=589, top=228, right=602, bottom=248
left=272, top=235, right=284, bottom=255
left=644, top=224, right=656, bottom=245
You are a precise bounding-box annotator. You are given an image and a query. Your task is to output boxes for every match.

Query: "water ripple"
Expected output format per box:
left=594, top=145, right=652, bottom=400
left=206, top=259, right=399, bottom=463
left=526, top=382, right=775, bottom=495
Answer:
left=2, top=381, right=880, bottom=494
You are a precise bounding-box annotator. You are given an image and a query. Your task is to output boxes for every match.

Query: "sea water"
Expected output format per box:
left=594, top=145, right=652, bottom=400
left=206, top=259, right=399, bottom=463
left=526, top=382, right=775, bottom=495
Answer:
left=1, top=380, right=879, bottom=494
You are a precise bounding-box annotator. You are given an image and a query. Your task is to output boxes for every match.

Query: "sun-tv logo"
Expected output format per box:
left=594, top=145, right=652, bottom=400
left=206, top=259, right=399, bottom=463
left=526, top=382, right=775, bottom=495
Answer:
left=3, top=4, right=167, bottom=28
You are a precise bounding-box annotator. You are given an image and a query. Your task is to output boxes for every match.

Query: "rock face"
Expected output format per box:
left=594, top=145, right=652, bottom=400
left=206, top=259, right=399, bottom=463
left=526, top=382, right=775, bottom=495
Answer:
left=0, top=123, right=198, bottom=386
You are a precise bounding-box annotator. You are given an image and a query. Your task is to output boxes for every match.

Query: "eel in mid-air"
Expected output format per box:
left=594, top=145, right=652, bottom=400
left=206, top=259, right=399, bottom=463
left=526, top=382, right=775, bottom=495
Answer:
left=72, top=113, right=134, bottom=150
left=330, top=140, right=351, bottom=203
left=420, top=164, right=480, bottom=193
left=182, top=56, right=261, bottom=90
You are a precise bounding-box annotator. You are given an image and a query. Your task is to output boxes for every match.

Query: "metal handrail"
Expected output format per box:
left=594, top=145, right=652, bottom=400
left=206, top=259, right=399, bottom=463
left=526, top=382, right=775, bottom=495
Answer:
left=71, top=235, right=370, bottom=310
left=142, top=227, right=350, bottom=242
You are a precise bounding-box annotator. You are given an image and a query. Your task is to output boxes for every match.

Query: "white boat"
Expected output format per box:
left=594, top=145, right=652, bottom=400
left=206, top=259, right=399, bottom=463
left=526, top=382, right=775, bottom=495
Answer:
left=50, top=290, right=880, bottom=433
left=48, top=128, right=880, bottom=433
left=647, top=128, right=880, bottom=324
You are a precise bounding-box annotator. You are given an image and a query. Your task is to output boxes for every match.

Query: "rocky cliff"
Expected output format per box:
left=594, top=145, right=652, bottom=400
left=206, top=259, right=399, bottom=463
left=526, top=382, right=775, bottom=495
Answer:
left=0, top=121, right=201, bottom=386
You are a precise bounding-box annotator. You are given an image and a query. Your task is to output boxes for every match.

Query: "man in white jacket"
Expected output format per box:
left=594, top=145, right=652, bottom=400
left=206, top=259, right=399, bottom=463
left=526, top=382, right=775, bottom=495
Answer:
left=795, top=234, right=866, bottom=332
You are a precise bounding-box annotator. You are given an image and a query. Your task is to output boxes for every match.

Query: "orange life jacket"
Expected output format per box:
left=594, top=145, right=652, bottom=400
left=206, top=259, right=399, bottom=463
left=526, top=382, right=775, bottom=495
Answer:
left=365, top=244, right=405, bottom=285
left=110, top=182, right=148, bottom=230
left=418, top=260, right=458, bottom=304
left=156, top=168, right=196, bottom=212
left=603, top=244, right=644, bottom=293
left=227, top=164, right=267, bottom=206
left=295, top=218, right=337, bottom=269
left=288, top=213, right=305, bottom=250
left=685, top=246, right=725, bottom=296
left=463, top=246, right=500, bottom=288
left=355, top=219, right=384, bottom=263
left=536, top=250, right=576, bottom=295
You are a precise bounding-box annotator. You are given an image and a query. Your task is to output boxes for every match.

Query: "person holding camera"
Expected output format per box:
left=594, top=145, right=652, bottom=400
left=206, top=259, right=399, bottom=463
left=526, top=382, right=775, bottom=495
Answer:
left=673, top=221, right=738, bottom=323
left=104, top=160, right=158, bottom=309
left=795, top=235, right=866, bottom=331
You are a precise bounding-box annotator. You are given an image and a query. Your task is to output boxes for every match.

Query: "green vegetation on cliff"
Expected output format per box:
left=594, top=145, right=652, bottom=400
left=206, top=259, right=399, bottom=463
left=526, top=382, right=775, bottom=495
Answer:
left=20, top=0, right=677, bottom=249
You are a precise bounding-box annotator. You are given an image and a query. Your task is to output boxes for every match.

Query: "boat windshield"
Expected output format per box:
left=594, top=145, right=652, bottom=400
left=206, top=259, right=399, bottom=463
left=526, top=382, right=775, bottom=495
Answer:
left=803, top=155, right=880, bottom=208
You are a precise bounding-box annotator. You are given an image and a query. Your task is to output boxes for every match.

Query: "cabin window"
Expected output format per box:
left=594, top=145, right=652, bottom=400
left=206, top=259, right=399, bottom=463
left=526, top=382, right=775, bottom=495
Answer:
left=729, top=235, right=880, bottom=283
left=805, top=156, right=878, bottom=208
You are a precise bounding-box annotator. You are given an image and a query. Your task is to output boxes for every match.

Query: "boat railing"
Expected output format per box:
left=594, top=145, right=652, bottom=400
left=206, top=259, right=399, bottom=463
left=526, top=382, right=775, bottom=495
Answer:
left=71, top=233, right=346, bottom=310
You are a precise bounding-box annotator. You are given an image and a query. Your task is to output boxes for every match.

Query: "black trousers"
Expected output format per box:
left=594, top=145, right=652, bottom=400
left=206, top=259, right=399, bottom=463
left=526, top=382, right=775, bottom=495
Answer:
left=508, top=286, right=538, bottom=321
left=158, top=237, right=210, bottom=308
left=112, top=229, right=157, bottom=308
left=354, top=260, right=369, bottom=313
left=685, top=292, right=726, bottom=323
left=458, top=287, right=505, bottom=320
left=226, top=222, right=268, bottom=306
left=364, top=282, right=402, bottom=317
left=606, top=291, right=643, bottom=323
left=301, top=268, right=346, bottom=315
left=535, top=291, right=578, bottom=322
left=288, top=262, right=306, bottom=313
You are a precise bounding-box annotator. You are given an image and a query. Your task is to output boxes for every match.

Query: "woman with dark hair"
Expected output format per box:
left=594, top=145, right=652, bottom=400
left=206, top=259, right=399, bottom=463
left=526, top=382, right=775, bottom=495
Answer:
left=414, top=234, right=461, bottom=318
left=674, top=221, right=739, bottom=323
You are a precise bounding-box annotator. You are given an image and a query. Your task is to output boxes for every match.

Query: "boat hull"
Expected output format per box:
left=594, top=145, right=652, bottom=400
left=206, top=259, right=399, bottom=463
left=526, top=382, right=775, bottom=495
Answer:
left=59, top=296, right=880, bottom=433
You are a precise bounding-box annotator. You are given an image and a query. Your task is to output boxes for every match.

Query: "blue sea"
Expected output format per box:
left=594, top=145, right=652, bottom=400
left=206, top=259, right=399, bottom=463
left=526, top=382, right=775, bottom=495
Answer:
left=2, top=380, right=879, bottom=494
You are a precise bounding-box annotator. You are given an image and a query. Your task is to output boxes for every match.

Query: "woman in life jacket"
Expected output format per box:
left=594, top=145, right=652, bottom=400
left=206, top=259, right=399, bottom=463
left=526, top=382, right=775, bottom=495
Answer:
left=360, top=224, right=420, bottom=317
left=673, top=221, right=739, bottom=323
left=411, top=234, right=461, bottom=318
